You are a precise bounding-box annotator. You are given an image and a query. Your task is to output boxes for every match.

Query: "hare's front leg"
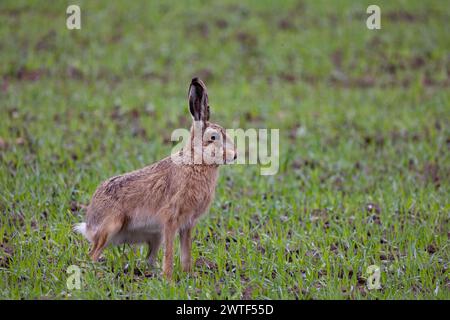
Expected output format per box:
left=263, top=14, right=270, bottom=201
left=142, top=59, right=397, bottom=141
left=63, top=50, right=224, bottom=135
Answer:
left=163, top=223, right=177, bottom=279
left=179, top=226, right=192, bottom=272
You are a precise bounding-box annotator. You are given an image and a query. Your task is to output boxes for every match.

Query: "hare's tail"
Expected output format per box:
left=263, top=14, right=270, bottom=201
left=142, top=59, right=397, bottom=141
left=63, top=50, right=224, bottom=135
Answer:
left=73, top=222, right=94, bottom=242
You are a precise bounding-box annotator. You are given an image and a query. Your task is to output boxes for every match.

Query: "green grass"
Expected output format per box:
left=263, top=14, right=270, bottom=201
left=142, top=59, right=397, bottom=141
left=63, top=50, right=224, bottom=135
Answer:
left=0, top=0, right=449, bottom=299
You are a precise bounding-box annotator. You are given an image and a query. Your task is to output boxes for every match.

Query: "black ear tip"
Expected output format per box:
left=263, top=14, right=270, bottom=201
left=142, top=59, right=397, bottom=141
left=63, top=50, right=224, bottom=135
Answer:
left=191, top=77, right=200, bottom=84
left=190, top=77, right=207, bottom=93
left=191, top=77, right=207, bottom=89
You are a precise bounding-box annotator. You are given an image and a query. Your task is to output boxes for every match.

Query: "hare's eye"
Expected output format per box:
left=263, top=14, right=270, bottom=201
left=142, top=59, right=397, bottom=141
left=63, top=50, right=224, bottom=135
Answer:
left=210, top=133, right=219, bottom=142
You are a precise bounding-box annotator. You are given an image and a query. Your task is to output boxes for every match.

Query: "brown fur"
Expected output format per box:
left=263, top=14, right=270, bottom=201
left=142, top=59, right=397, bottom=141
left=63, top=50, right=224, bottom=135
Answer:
left=75, top=78, right=236, bottom=279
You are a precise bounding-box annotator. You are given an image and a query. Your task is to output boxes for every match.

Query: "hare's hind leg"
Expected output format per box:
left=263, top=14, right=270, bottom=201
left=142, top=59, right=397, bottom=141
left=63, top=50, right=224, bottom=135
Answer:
left=146, top=233, right=162, bottom=266
left=89, top=217, right=124, bottom=261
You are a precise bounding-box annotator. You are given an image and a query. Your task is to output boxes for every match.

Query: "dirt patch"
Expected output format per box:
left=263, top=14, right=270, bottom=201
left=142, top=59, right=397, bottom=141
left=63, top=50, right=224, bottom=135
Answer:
left=241, top=285, right=254, bottom=299
left=66, top=66, right=84, bottom=80
left=14, top=67, right=48, bottom=81
left=141, top=71, right=169, bottom=83
left=278, top=17, right=295, bottom=30
left=385, top=11, right=426, bottom=23
left=421, top=161, right=442, bottom=188
left=195, top=257, right=218, bottom=271
left=70, top=201, right=87, bottom=214
left=285, top=245, right=301, bottom=263
left=0, top=242, right=13, bottom=268
left=35, top=30, right=56, bottom=51
left=279, top=72, right=297, bottom=83
left=426, top=243, right=437, bottom=254
left=366, top=203, right=381, bottom=215
left=215, top=18, right=228, bottom=29
left=362, top=134, right=385, bottom=148
left=291, top=158, right=319, bottom=170
left=235, top=31, right=258, bottom=50
left=109, top=106, right=149, bottom=140
left=190, top=21, right=209, bottom=38
left=331, top=49, right=343, bottom=69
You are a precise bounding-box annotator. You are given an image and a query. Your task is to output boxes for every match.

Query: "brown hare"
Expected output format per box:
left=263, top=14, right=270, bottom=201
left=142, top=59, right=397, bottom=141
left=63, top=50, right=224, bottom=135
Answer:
left=74, top=78, right=237, bottom=279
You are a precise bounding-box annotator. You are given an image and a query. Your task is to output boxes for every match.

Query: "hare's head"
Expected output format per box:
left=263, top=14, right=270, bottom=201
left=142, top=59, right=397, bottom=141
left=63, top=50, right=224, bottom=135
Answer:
left=186, top=78, right=236, bottom=165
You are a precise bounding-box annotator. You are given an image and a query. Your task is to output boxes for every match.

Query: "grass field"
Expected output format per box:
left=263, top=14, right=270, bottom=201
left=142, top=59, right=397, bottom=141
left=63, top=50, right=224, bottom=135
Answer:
left=0, top=0, right=449, bottom=299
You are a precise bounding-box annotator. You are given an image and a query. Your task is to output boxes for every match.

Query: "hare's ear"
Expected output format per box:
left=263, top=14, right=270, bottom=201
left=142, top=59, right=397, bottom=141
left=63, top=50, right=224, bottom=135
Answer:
left=188, top=77, right=210, bottom=122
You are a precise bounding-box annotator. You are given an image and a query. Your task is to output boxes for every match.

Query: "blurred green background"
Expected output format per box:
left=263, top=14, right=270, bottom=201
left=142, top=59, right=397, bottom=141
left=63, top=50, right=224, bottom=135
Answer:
left=0, top=0, right=449, bottom=299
